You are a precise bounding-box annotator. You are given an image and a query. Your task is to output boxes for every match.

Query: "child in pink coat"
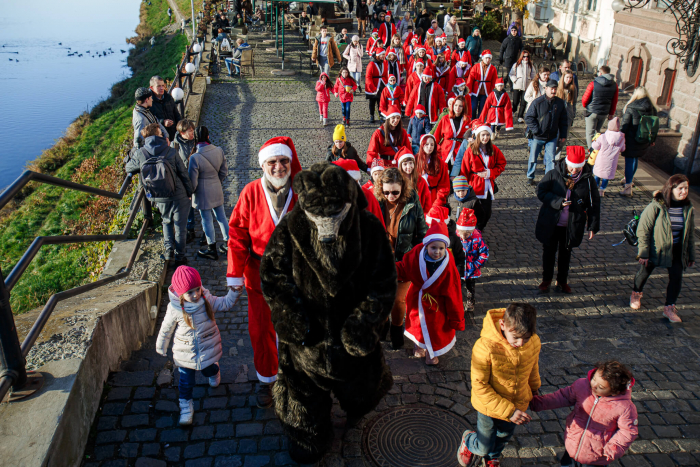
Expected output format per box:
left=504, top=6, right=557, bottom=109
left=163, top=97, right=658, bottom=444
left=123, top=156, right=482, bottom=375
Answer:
left=315, top=72, right=332, bottom=126
left=592, top=117, right=626, bottom=197
left=530, top=361, right=638, bottom=466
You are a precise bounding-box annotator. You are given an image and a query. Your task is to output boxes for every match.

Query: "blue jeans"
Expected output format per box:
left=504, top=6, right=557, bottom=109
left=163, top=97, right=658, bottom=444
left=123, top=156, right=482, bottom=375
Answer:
left=527, top=137, right=557, bottom=180
left=594, top=176, right=608, bottom=189
left=187, top=204, right=196, bottom=231
left=464, top=412, right=517, bottom=461
left=178, top=363, right=220, bottom=400
left=341, top=101, right=351, bottom=120
left=225, top=57, right=240, bottom=75
left=472, top=94, right=487, bottom=120
left=351, top=71, right=361, bottom=85
left=317, top=55, right=329, bottom=74
left=199, top=204, right=230, bottom=245
left=624, top=157, right=638, bottom=184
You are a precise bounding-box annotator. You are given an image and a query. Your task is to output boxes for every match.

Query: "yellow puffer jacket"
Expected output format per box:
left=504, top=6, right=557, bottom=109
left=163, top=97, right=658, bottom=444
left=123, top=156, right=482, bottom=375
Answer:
left=471, top=309, right=542, bottom=421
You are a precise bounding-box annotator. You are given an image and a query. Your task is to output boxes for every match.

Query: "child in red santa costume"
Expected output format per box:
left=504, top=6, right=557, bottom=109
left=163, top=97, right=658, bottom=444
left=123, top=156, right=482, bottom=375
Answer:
left=433, top=95, right=471, bottom=168
left=466, top=49, right=498, bottom=119
left=447, top=56, right=472, bottom=94
left=331, top=159, right=386, bottom=229
left=479, top=78, right=514, bottom=140
left=227, top=137, right=303, bottom=406
left=405, top=70, right=447, bottom=125
left=364, top=158, right=389, bottom=191
left=396, top=220, right=465, bottom=365
left=379, top=74, right=404, bottom=119
left=407, top=47, right=433, bottom=77
left=451, top=38, right=472, bottom=66
left=395, top=147, right=432, bottom=215
left=367, top=28, right=381, bottom=54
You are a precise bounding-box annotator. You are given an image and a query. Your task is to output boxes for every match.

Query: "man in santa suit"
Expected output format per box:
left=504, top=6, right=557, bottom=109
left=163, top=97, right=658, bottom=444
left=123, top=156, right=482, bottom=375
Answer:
left=405, top=70, right=447, bottom=125
left=404, top=60, right=426, bottom=106
left=451, top=38, right=472, bottom=66
left=227, top=136, right=303, bottom=408
left=365, top=47, right=389, bottom=123
left=332, top=159, right=386, bottom=229
left=378, top=11, right=397, bottom=48
left=466, top=49, right=498, bottom=119
left=447, top=56, right=472, bottom=92
left=479, top=78, right=514, bottom=140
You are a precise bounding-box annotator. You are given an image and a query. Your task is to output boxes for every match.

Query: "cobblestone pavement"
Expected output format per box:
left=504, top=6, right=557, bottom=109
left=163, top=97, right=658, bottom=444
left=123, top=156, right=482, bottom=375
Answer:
left=80, top=28, right=700, bottom=467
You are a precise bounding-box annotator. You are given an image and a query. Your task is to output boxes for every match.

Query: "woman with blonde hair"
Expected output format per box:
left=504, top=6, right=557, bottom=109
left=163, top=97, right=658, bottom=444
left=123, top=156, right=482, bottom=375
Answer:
left=556, top=70, right=577, bottom=127
left=620, top=86, right=658, bottom=197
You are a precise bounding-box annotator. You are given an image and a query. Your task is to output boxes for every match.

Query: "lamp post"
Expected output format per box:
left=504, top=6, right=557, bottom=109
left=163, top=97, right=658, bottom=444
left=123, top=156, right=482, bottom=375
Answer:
left=191, top=0, right=197, bottom=38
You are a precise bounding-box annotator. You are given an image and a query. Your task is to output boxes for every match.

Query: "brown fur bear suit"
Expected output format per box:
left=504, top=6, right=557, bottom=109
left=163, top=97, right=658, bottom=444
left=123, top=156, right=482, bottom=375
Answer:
left=260, top=162, right=397, bottom=464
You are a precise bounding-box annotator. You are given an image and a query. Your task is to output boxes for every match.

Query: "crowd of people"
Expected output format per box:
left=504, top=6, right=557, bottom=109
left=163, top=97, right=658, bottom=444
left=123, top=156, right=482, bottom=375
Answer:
left=134, top=5, right=696, bottom=465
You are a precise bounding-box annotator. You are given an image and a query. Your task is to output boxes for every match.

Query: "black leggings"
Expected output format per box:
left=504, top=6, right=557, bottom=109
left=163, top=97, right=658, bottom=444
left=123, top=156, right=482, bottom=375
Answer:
left=473, top=196, right=492, bottom=232
left=462, top=278, right=476, bottom=302
left=512, top=89, right=527, bottom=119
left=542, top=226, right=572, bottom=284
left=633, top=243, right=684, bottom=306
left=368, top=96, right=380, bottom=117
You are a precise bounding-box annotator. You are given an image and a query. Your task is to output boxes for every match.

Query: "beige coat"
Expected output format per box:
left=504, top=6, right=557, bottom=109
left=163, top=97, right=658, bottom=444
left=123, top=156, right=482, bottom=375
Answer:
left=312, top=34, right=341, bottom=68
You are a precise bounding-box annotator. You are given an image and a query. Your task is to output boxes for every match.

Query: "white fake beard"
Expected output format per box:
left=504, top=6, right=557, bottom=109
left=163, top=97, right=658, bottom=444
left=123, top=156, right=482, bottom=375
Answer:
left=304, top=203, right=352, bottom=243
left=265, top=172, right=290, bottom=189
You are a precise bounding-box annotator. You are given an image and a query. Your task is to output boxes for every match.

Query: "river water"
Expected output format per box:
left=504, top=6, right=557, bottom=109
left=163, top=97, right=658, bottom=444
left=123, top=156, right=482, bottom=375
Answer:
left=0, top=0, right=142, bottom=189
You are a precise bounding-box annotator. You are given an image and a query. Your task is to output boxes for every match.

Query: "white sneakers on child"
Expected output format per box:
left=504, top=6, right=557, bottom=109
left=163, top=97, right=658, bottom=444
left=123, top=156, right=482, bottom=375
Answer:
left=179, top=399, right=194, bottom=425
left=209, top=371, right=221, bottom=388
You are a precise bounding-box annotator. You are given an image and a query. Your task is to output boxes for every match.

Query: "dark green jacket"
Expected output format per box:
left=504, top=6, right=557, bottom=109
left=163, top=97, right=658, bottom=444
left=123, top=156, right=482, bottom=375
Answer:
left=379, top=190, right=428, bottom=262
left=637, top=193, right=696, bottom=268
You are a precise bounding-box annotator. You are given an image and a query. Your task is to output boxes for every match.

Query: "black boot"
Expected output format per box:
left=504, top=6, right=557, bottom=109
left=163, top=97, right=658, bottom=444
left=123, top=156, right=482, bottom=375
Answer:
left=197, top=243, right=219, bottom=260
left=199, top=234, right=208, bottom=246
left=390, top=324, right=405, bottom=350
left=218, top=243, right=228, bottom=255
left=186, top=230, right=196, bottom=244
left=369, top=114, right=375, bottom=123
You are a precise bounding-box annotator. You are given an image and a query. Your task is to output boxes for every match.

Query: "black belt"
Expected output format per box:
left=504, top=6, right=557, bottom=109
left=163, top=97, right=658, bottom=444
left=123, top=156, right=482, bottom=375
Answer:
left=249, top=250, right=262, bottom=261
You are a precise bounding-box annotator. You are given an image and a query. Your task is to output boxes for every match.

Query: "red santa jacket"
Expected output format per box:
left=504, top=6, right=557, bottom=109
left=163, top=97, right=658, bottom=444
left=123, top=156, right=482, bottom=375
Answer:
left=459, top=144, right=508, bottom=197
left=227, top=178, right=298, bottom=283
left=396, top=244, right=465, bottom=358
left=379, top=22, right=397, bottom=47
left=466, top=62, right=498, bottom=97
left=333, top=75, right=357, bottom=104
left=405, top=81, right=447, bottom=124
left=433, top=62, right=451, bottom=92
left=367, top=36, right=381, bottom=54
left=423, top=157, right=451, bottom=209
left=480, top=90, right=514, bottom=130
left=451, top=48, right=472, bottom=66
left=447, top=64, right=472, bottom=93
left=407, top=55, right=433, bottom=75
left=366, top=127, right=412, bottom=167
left=380, top=86, right=405, bottom=117
left=416, top=177, right=431, bottom=215
left=363, top=185, right=386, bottom=229
left=365, top=59, right=389, bottom=96
left=434, top=113, right=470, bottom=164
left=404, top=72, right=421, bottom=106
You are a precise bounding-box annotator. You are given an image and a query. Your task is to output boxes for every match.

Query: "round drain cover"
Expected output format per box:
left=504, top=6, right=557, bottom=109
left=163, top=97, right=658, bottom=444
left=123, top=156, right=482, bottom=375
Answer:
left=362, top=406, right=472, bottom=467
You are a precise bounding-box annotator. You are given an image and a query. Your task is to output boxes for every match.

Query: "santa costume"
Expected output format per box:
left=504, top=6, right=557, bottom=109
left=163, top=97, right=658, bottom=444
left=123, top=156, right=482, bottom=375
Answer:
left=379, top=75, right=405, bottom=118
left=378, top=12, right=397, bottom=47
left=433, top=56, right=451, bottom=93
left=479, top=78, right=514, bottom=136
left=332, top=159, right=386, bottom=229
left=446, top=78, right=472, bottom=116
left=404, top=59, right=426, bottom=106
left=466, top=49, right=498, bottom=118
left=385, top=48, right=404, bottom=83
left=447, top=58, right=472, bottom=93
left=363, top=158, right=389, bottom=191
left=403, top=35, right=421, bottom=59
left=396, top=220, right=465, bottom=362
left=395, top=147, right=431, bottom=215
left=419, top=134, right=451, bottom=210
left=227, top=137, right=303, bottom=385
left=451, top=38, right=472, bottom=66
left=405, top=71, right=446, bottom=124
left=366, top=105, right=412, bottom=166
left=407, top=48, right=433, bottom=77
left=367, top=29, right=381, bottom=55
left=365, top=48, right=388, bottom=97
left=433, top=97, right=471, bottom=165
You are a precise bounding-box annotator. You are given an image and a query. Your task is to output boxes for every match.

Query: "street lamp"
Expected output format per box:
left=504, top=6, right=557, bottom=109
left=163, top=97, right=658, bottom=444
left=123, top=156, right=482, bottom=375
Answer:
left=185, top=62, right=196, bottom=73
left=192, top=43, right=202, bottom=53
left=171, top=87, right=185, bottom=101
left=611, top=0, right=626, bottom=12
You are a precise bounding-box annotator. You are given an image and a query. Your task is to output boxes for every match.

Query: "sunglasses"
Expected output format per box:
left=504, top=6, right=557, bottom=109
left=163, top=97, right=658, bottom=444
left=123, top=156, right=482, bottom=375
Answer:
left=383, top=190, right=401, bottom=196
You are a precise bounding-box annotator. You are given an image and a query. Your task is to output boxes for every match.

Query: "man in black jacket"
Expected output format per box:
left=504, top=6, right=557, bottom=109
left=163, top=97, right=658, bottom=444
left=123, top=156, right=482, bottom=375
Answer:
left=525, top=79, right=568, bottom=184
left=150, top=75, right=182, bottom=141
left=356, top=0, right=369, bottom=37
left=499, top=24, right=522, bottom=90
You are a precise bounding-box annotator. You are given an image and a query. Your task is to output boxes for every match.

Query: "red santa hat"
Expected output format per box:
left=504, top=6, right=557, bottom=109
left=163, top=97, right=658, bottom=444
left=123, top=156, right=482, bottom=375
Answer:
left=415, top=104, right=426, bottom=116
left=370, top=158, right=388, bottom=174
left=566, top=146, right=587, bottom=168
left=470, top=119, right=483, bottom=132
left=386, top=47, right=397, bottom=57
left=495, top=78, right=504, bottom=86
left=371, top=28, right=379, bottom=35
left=388, top=73, right=398, bottom=82
left=440, top=33, right=447, bottom=39
left=422, top=69, right=433, bottom=78
left=481, top=49, right=492, bottom=59
left=473, top=123, right=493, bottom=136
left=414, top=46, right=426, bottom=54
left=423, top=219, right=450, bottom=247
left=374, top=47, right=386, bottom=56
left=385, top=11, right=391, bottom=18
left=385, top=104, right=402, bottom=119
left=457, top=58, right=469, bottom=66
left=427, top=28, right=435, bottom=36
left=332, top=159, right=361, bottom=181
left=395, top=147, right=415, bottom=167
left=456, top=208, right=477, bottom=231
left=420, top=133, right=436, bottom=146
left=454, top=78, right=466, bottom=88
left=411, top=36, right=419, bottom=43
left=258, top=136, right=302, bottom=180
left=425, top=205, right=449, bottom=225
left=458, top=38, right=466, bottom=45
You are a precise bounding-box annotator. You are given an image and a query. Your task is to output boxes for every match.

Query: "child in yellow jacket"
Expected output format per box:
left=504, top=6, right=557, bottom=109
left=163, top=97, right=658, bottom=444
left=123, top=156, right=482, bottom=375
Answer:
left=457, top=303, right=541, bottom=467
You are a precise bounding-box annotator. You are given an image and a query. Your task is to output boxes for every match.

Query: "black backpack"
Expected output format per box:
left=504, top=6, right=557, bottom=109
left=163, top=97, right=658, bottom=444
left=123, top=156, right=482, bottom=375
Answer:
left=613, top=210, right=640, bottom=247
left=139, top=149, right=177, bottom=199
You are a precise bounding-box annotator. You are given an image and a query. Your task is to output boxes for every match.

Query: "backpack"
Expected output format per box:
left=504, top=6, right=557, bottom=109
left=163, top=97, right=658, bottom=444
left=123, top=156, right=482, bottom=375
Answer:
left=613, top=210, right=640, bottom=247
left=635, top=115, right=659, bottom=144
left=139, top=149, right=177, bottom=199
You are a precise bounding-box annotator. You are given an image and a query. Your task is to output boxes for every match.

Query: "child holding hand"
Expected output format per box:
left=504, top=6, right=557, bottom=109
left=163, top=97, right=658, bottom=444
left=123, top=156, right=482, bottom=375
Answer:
left=457, top=303, right=541, bottom=467
left=455, top=207, right=489, bottom=314
left=156, top=266, right=240, bottom=426
left=315, top=72, right=333, bottom=126
left=396, top=220, right=465, bottom=365
left=530, top=361, right=638, bottom=466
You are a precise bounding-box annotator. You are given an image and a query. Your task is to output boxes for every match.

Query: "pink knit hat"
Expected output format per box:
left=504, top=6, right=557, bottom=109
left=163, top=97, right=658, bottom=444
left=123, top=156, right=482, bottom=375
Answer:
left=172, top=266, right=202, bottom=296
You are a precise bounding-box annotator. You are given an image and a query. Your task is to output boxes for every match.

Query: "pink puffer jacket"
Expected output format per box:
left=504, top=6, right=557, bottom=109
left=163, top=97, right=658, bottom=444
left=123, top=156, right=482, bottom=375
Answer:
left=592, top=130, right=626, bottom=180
left=315, top=73, right=332, bottom=103
left=530, top=369, right=638, bottom=465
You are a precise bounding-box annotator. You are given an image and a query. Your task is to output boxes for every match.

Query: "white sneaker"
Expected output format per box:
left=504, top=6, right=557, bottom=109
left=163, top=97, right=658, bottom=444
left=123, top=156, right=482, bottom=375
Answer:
left=319, top=114, right=323, bottom=122
left=518, top=117, right=524, bottom=123
left=179, top=399, right=194, bottom=425
left=209, top=371, right=221, bottom=388
left=323, top=117, right=328, bottom=126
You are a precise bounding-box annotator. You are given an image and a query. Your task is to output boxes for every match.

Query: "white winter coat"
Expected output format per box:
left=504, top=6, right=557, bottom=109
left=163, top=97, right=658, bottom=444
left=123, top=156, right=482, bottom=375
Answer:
left=343, top=43, right=364, bottom=73
left=156, top=286, right=238, bottom=370
left=524, top=80, right=546, bottom=111
left=509, top=61, right=536, bottom=92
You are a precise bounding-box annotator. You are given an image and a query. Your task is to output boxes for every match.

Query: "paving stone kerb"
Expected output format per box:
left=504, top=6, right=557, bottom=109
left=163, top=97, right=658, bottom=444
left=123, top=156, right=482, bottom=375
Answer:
left=81, top=31, right=700, bottom=467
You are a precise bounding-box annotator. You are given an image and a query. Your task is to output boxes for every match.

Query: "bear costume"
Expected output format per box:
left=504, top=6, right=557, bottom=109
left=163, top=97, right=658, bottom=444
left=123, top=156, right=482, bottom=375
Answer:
left=260, top=162, right=397, bottom=464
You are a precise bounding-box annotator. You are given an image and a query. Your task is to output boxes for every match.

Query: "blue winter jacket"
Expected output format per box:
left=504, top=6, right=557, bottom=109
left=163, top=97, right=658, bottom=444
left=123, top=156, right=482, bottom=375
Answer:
left=407, top=116, right=432, bottom=145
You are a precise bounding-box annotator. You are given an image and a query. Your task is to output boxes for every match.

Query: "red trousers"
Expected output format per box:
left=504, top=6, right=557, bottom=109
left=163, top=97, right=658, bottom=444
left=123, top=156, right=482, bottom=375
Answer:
left=244, top=258, right=278, bottom=383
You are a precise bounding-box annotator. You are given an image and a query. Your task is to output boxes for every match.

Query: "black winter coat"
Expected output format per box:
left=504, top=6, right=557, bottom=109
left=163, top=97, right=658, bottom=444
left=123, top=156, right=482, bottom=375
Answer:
left=525, top=95, right=569, bottom=141
left=151, top=92, right=182, bottom=139
left=621, top=97, right=657, bottom=158
left=325, top=142, right=369, bottom=173
left=535, top=159, right=600, bottom=248
left=356, top=3, right=369, bottom=19
left=379, top=191, right=428, bottom=262
left=499, top=35, right=522, bottom=67
left=447, top=220, right=466, bottom=278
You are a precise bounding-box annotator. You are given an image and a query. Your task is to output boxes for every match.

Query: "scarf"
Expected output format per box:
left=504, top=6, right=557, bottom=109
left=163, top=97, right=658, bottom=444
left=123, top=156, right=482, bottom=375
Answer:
left=263, top=176, right=292, bottom=218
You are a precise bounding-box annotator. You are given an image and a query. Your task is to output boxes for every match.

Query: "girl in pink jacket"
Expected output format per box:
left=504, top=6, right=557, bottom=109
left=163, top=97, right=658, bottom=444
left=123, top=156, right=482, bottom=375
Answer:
left=315, top=72, right=333, bottom=126
left=592, top=117, right=626, bottom=197
left=530, top=361, right=638, bottom=466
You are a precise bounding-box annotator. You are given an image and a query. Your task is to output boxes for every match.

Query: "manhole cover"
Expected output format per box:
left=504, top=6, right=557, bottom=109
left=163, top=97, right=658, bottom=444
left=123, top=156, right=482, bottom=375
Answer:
left=362, top=406, right=472, bottom=467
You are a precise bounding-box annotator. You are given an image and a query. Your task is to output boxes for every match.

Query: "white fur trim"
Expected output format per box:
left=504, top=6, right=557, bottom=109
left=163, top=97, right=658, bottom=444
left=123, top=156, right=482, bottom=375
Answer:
left=398, top=153, right=415, bottom=165
left=475, top=125, right=492, bottom=136
left=347, top=170, right=361, bottom=181
left=422, top=233, right=450, bottom=247
left=456, top=225, right=475, bottom=231
left=386, top=110, right=402, bottom=118
left=256, top=371, right=277, bottom=383
left=481, top=53, right=492, bottom=58
left=227, top=277, right=244, bottom=286
left=258, top=143, right=292, bottom=166
left=370, top=165, right=385, bottom=173
left=566, top=159, right=586, bottom=168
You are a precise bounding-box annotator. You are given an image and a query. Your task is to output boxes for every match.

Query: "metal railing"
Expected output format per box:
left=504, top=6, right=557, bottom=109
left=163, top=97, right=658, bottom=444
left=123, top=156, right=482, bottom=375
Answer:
left=171, top=38, right=204, bottom=117
left=0, top=170, right=149, bottom=403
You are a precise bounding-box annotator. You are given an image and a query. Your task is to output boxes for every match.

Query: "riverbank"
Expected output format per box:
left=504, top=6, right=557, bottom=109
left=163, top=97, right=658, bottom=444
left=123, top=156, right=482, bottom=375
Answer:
left=0, top=0, right=196, bottom=315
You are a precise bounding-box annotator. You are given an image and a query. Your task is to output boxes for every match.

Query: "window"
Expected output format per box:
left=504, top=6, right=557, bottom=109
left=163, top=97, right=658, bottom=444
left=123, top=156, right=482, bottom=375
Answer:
left=629, top=56, right=643, bottom=87
left=586, top=0, right=598, bottom=10
left=657, top=68, right=676, bottom=106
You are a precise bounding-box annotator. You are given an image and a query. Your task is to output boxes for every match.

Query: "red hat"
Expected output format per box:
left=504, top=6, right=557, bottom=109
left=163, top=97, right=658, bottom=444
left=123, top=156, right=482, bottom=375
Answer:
left=420, top=133, right=436, bottom=146
left=456, top=208, right=477, bottom=231
left=427, top=28, right=435, bottom=35
left=426, top=205, right=449, bottom=225
left=414, top=46, right=426, bottom=54
left=172, top=265, right=202, bottom=297
left=495, top=78, right=504, bottom=85
left=411, top=36, right=419, bottom=43
left=458, top=38, right=466, bottom=45
left=386, top=47, right=397, bottom=57
left=470, top=120, right=483, bottom=132
left=455, top=78, right=465, bottom=87
left=374, top=47, right=386, bottom=56
left=385, top=11, right=391, bottom=17
left=422, top=69, right=432, bottom=78
left=481, top=49, right=492, bottom=59
left=423, top=220, right=450, bottom=247
left=332, top=159, right=361, bottom=181
left=370, top=158, right=388, bottom=173
left=566, top=146, right=587, bottom=168
left=415, top=104, right=426, bottom=115
left=395, top=147, right=415, bottom=167
left=385, top=104, right=401, bottom=119
left=388, top=73, right=398, bottom=81
left=440, top=33, right=447, bottom=39
left=372, top=28, right=379, bottom=35
left=259, top=136, right=302, bottom=181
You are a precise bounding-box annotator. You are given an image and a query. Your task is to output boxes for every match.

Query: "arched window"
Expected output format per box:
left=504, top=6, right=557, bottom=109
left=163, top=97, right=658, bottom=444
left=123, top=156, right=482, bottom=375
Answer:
left=657, top=68, right=676, bottom=106
left=629, top=56, right=643, bottom=87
